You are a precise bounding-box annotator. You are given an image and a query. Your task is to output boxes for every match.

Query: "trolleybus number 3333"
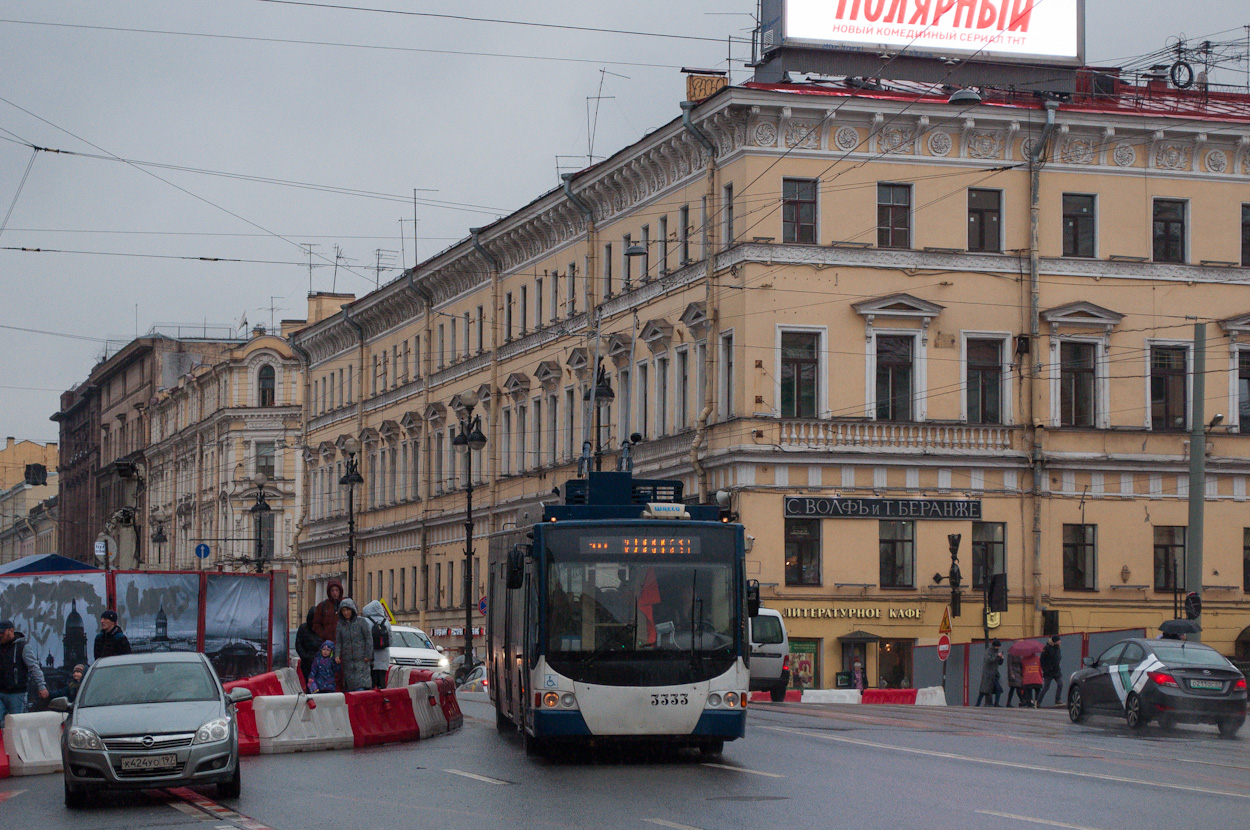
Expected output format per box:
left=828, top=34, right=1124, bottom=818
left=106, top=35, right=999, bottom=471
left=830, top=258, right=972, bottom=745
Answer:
left=651, top=693, right=691, bottom=706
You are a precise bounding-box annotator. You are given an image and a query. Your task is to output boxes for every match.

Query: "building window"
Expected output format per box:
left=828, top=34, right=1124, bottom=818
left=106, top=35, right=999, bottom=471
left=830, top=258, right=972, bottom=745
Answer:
left=1153, top=199, right=1186, bottom=263
left=257, top=365, right=276, bottom=407
left=723, top=183, right=734, bottom=247
left=1239, top=352, right=1250, bottom=429
left=780, top=331, right=819, bottom=418
left=877, top=184, right=911, bottom=249
left=519, top=286, right=528, bottom=334
left=564, top=388, right=575, bottom=460
left=679, top=205, right=691, bottom=263
left=879, top=521, right=915, bottom=588
left=515, top=405, right=527, bottom=472
left=676, top=350, right=690, bottom=428
left=437, top=325, right=446, bottom=368
left=638, top=362, right=650, bottom=438
left=720, top=333, right=734, bottom=420
left=504, top=292, right=513, bottom=340
left=656, top=356, right=669, bottom=436
left=534, top=279, right=543, bottom=329
left=622, top=236, right=632, bottom=289
left=1059, top=342, right=1096, bottom=427
left=782, top=178, right=818, bottom=244
left=640, top=225, right=650, bottom=280
left=254, top=442, right=276, bottom=481
left=1150, top=346, right=1188, bottom=431
left=476, top=306, right=485, bottom=352
left=1063, top=194, right=1096, bottom=257
left=875, top=335, right=913, bottom=422
left=967, top=189, right=1002, bottom=252
left=1062, top=524, right=1097, bottom=590
left=604, top=243, right=613, bottom=296
left=966, top=339, right=1003, bottom=424
left=463, top=312, right=471, bottom=358
left=785, top=518, right=821, bottom=586
left=434, top=563, right=442, bottom=608
left=1153, top=526, right=1186, bottom=592
left=1243, top=528, right=1250, bottom=593
left=1243, top=204, right=1250, bottom=267
left=971, top=522, right=1005, bottom=590
left=659, top=215, right=669, bottom=274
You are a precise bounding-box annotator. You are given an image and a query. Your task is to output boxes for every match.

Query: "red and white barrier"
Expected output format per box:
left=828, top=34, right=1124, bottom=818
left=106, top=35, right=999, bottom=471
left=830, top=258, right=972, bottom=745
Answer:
left=2, top=712, right=65, bottom=776
left=409, top=681, right=448, bottom=738
left=748, top=686, right=946, bottom=706
left=345, top=688, right=420, bottom=748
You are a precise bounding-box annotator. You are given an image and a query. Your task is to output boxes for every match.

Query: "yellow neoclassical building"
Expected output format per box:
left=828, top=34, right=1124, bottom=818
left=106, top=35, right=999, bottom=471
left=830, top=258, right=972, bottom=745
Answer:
left=292, top=70, right=1250, bottom=689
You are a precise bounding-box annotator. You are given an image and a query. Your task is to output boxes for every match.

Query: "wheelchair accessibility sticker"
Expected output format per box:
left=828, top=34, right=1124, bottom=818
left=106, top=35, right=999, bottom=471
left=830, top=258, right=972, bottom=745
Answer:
left=545, top=674, right=557, bottom=688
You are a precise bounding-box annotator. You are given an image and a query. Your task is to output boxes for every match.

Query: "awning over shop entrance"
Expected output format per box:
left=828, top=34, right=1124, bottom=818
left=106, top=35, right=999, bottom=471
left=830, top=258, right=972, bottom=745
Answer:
left=838, top=630, right=881, bottom=643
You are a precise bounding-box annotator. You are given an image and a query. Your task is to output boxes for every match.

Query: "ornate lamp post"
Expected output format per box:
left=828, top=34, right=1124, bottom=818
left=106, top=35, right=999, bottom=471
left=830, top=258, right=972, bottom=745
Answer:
left=150, top=522, right=168, bottom=568
left=582, top=362, right=615, bottom=471
left=339, top=437, right=364, bottom=599
left=249, top=472, right=271, bottom=573
left=452, top=391, right=487, bottom=680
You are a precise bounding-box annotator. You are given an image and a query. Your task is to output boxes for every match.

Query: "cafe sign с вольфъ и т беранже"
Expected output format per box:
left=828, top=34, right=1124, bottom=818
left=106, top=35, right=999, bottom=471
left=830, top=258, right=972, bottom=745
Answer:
left=784, top=497, right=982, bottom=520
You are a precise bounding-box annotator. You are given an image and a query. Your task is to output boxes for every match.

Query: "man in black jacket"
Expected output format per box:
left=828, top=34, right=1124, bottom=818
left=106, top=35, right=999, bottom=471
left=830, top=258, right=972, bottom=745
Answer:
left=0, top=619, right=49, bottom=719
left=1039, top=635, right=1063, bottom=707
left=93, top=611, right=131, bottom=662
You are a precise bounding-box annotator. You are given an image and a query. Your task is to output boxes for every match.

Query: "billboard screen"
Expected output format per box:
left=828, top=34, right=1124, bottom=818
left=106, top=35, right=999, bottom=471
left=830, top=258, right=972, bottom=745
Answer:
left=777, top=0, right=1083, bottom=66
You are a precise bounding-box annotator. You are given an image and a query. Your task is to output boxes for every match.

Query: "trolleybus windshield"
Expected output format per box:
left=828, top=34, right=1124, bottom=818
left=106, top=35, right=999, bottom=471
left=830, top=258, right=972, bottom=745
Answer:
left=543, top=525, right=740, bottom=685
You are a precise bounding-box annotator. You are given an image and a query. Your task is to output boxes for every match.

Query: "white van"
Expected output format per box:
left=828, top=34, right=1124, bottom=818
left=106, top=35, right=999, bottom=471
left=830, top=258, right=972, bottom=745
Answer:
left=749, top=608, right=791, bottom=702
left=389, top=625, right=451, bottom=675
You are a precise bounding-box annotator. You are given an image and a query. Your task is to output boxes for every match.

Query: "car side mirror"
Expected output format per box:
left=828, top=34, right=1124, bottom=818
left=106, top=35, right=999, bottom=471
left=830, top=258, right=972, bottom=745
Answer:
left=436, top=645, right=445, bottom=654
left=746, top=579, right=761, bottom=618
left=48, top=696, right=71, bottom=713
left=228, top=687, right=253, bottom=704
left=1082, top=657, right=1095, bottom=667
left=506, top=543, right=529, bottom=590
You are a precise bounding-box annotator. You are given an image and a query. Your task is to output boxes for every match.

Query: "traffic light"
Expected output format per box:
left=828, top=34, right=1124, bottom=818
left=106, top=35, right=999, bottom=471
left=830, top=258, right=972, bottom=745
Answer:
left=988, top=573, right=1008, bottom=613
left=1184, top=591, right=1202, bottom=620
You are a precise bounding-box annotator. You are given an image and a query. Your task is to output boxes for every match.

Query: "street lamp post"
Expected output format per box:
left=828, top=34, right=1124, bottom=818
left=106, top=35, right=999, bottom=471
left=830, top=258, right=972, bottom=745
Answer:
left=583, top=362, right=615, bottom=471
left=150, top=523, right=167, bottom=568
left=452, top=393, right=487, bottom=680
left=340, top=437, right=364, bottom=599
left=249, top=472, right=271, bottom=573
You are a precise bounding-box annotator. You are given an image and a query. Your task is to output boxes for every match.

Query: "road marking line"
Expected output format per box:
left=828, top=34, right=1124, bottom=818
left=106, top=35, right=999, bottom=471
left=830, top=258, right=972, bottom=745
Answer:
left=168, top=800, right=216, bottom=821
left=759, top=725, right=1250, bottom=800
left=0, top=790, right=26, bottom=804
left=444, top=768, right=511, bottom=785
left=700, top=762, right=785, bottom=778
left=644, top=819, right=704, bottom=830
left=167, top=786, right=277, bottom=830
left=977, top=810, right=1110, bottom=830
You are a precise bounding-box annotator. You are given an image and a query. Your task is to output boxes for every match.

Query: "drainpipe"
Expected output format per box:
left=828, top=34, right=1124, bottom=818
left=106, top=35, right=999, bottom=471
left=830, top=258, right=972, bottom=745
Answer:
left=1027, top=100, right=1059, bottom=635
left=288, top=334, right=312, bottom=615
left=682, top=100, right=719, bottom=504
left=406, top=269, right=435, bottom=630
left=563, top=174, right=601, bottom=475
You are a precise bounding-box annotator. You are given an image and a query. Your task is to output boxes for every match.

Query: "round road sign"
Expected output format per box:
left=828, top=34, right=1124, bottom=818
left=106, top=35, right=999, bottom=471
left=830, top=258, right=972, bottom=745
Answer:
left=937, top=633, right=952, bottom=662
left=195, top=543, right=211, bottom=559
left=478, top=595, right=488, bottom=616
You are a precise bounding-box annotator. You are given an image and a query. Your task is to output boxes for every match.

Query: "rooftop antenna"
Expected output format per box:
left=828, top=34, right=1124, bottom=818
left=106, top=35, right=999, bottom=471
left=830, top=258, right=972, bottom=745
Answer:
left=413, top=189, right=420, bottom=269
left=374, top=249, right=398, bottom=288
left=397, top=219, right=405, bottom=269
left=301, top=243, right=318, bottom=295
left=332, top=244, right=343, bottom=292
left=587, top=68, right=627, bottom=166
left=267, top=296, right=285, bottom=333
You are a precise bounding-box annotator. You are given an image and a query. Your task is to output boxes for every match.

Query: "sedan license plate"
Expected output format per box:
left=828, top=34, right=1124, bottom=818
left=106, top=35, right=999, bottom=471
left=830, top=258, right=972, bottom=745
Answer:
left=119, top=753, right=178, bottom=771
left=1189, top=679, right=1223, bottom=691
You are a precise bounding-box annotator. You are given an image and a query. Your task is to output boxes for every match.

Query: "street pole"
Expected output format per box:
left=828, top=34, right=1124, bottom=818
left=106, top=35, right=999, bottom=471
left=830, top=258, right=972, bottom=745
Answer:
left=346, top=482, right=356, bottom=600
left=1186, top=322, right=1206, bottom=641
left=464, top=455, right=474, bottom=674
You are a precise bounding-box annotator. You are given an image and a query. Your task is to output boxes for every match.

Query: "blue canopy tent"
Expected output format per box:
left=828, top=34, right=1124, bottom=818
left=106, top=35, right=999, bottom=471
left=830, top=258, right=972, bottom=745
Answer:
left=0, top=553, right=101, bottom=575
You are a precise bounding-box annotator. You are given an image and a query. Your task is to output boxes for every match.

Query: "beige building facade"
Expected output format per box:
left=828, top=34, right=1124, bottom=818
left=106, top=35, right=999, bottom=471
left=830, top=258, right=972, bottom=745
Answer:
left=293, top=72, right=1250, bottom=686
left=146, top=327, right=305, bottom=575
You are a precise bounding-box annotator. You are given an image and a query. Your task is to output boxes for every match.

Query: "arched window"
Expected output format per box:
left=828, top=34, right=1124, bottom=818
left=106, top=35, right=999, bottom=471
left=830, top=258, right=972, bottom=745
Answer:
left=258, top=365, right=276, bottom=407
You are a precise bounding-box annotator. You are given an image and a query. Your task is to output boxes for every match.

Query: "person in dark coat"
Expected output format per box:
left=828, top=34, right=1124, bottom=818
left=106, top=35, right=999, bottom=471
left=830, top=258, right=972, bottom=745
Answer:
left=1005, top=649, right=1024, bottom=707
left=311, top=579, right=344, bottom=643
left=295, top=608, right=322, bottom=681
left=51, top=664, right=85, bottom=703
left=0, top=620, right=48, bottom=718
left=1039, top=635, right=1063, bottom=707
left=93, top=610, right=131, bottom=662
left=976, top=640, right=1004, bottom=707
left=334, top=598, right=372, bottom=692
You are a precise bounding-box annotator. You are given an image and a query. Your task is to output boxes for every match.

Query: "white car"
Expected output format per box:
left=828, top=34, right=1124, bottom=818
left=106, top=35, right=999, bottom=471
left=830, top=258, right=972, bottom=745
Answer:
left=389, top=625, right=451, bottom=675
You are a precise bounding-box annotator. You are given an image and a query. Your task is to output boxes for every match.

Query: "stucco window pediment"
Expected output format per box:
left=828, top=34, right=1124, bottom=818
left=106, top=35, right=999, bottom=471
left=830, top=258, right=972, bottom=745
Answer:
left=534, top=360, right=562, bottom=389
left=640, top=319, right=674, bottom=353
left=1041, top=301, right=1124, bottom=333
left=852, top=293, right=945, bottom=320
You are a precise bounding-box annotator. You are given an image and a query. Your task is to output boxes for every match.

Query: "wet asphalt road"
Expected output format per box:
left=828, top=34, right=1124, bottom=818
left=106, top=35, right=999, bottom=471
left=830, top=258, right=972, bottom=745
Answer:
left=3, top=692, right=1248, bottom=830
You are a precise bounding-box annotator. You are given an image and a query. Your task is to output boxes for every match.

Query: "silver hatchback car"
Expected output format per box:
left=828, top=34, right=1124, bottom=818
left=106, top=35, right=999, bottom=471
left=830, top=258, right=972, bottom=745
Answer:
left=53, top=651, right=252, bottom=808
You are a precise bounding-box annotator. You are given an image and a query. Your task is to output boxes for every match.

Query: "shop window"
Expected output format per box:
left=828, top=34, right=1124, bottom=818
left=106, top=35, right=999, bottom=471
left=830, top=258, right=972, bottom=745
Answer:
left=877, top=183, right=911, bottom=249
left=875, top=335, right=914, bottom=422
left=780, top=331, right=820, bottom=418
left=257, top=365, right=276, bottom=407
left=1150, top=346, right=1188, bottom=431
left=879, top=520, right=915, bottom=588
left=784, top=518, right=821, bottom=586
left=1153, top=199, right=1186, bottom=263
left=789, top=639, right=820, bottom=690
left=966, top=339, right=1003, bottom=424
left=782, top=178, right=818, bottom=244
left=1063, top=194, right=1096, bottom=258
left=967, top=189, right=1002, bottom=252
left=1153, top=526, right=1186, bottom=592
left=1062, top=524, right=1097, bottom=590
left=878, top=640, right=913, bottom=689
left=971, top=522, right=1005, bottom=590
left=1059, top=342, right=1097, bottom=427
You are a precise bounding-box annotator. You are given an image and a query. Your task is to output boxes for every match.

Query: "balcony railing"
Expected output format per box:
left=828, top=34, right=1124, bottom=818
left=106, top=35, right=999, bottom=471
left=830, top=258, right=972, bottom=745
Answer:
left=776, top=420, right=1016, bottom=453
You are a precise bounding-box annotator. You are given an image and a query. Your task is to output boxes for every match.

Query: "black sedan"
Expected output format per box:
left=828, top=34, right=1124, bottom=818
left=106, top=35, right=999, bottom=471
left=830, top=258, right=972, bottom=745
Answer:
left=1067, top=638, right=1247, bottom=736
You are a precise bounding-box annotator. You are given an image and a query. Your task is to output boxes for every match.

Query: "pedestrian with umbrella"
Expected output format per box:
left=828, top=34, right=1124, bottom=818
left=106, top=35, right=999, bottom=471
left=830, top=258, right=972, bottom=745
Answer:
left=1006, top=640, right=1044, bottom=707
left=1158, top=619, right=1200, bottom=640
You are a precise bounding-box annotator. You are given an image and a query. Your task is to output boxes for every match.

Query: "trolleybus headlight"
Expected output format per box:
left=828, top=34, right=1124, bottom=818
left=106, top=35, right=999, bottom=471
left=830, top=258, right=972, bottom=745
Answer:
left=707, top=693, right=722, bottom=708
left=543, top=692, right=560, bottom=708
left=723, top=692, right=738, bottom=708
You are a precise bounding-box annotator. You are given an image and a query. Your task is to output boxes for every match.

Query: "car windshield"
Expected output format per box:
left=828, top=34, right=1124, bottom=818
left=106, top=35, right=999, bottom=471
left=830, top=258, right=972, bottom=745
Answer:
left=78, top=662, right=218, bottom=707
left=1153, top=644, right=1232, bottom=668
left=392, top=629, right=435, bottom=650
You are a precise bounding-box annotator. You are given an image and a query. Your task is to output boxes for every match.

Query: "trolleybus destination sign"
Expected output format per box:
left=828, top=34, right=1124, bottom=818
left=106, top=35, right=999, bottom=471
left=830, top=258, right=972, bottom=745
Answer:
left=784, top=496, right=981, bottom=520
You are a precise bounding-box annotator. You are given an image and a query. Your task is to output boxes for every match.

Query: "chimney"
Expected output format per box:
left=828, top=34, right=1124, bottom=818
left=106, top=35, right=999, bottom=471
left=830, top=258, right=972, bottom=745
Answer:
left=681, top=67, right=728, bottom=104
left=307, top=292, right=356, bottom=326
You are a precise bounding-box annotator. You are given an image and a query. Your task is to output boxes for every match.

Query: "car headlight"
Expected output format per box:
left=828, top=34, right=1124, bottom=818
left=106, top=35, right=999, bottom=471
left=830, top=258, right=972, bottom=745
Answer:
left=193, top=717, right=232, bottom=745
left=68, top=727, right=103, bottom=750
left=438, top=657, right=450, bottom=669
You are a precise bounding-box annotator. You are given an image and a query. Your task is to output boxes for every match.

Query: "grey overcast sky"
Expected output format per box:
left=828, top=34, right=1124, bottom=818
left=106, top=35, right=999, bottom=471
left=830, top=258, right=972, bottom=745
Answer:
left=1, top=1, right=1245, bottom=444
